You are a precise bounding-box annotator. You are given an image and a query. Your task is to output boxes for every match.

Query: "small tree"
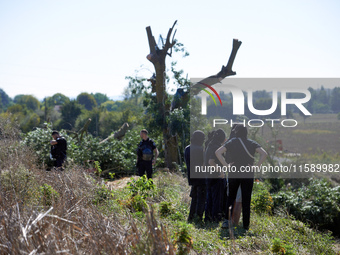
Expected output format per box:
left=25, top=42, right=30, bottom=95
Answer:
left=77, top=92, right=97, bottom=111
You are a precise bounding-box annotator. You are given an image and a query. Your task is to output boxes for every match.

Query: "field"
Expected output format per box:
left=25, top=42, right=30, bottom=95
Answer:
left=260, top=114, right=340, bottom=154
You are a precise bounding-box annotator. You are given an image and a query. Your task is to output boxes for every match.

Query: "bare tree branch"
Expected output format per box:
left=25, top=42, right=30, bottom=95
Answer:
left=191, top=39, right=242, bottom=95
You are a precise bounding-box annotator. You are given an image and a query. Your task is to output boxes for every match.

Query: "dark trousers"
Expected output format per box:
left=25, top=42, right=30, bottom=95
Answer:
left=205, top=178, right=226, bottom=222
left=226, top=178, right=254, bottom=229
left=55, top=155, right=66, bottom=168
left=188, top=185, right=206, bottom=221
left=138, top=160, right=153, bottom=179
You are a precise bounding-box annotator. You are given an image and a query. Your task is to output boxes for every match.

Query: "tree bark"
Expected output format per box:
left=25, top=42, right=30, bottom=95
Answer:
left=145, top=22, right=242, bottom=169
left=146, top=21, right=178, bottom=168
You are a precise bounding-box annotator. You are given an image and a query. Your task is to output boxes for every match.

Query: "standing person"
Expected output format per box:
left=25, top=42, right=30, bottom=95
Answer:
left=204, top=128, right=227, bottom=222
left=50, top=131, right=67, bottom=170
left=136, top=129, right=159, bottom=179
left=224, top=125, right=242, bottom=224
left=184, top=130, right=206, bottom=222
left=215, top=126, right=267, bottom=230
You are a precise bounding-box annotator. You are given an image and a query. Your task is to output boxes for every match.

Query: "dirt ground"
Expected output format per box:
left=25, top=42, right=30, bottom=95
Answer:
left=105, top=176, right=138, bottom=190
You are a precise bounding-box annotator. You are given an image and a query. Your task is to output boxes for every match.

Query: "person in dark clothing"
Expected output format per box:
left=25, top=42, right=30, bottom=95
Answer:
left=204, top=128, right=227, bottom=222
left=136, top=129, right=159, bottom=179
left=223, top=124, right=242, bottom=221
left=50, top=131, right=67, bottom=170
left=215, top=126, right=267, bottom=230
left=184, top=130, right=206, bottom=222
left=205, top=130, right=216, bottom=150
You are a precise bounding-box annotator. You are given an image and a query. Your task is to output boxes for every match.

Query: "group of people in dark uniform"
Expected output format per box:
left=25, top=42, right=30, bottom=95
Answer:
left=50, top=125, right=267, bottom=230
left=184, top=125, right=267, bottom=230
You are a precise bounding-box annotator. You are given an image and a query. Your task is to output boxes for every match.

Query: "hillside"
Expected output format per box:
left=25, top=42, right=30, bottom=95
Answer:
left=1, top=115, right=340, bottom=254
left=1, top=163, right=339, bottom=254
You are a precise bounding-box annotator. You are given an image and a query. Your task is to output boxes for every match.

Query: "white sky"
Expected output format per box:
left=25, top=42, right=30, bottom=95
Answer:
left=0, top=0, right=339, bottom=100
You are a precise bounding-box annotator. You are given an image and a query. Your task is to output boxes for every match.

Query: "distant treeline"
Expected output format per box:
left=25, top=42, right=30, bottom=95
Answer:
left=206, top=87, right=340, bottom=119
left=1, top=86, right=340, bottom=135
left=0, top=89, right=143, bottom=136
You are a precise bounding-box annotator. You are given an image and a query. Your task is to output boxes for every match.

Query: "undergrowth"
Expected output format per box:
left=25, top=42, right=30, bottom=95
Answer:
left=0, top=116, right=339, bottom=254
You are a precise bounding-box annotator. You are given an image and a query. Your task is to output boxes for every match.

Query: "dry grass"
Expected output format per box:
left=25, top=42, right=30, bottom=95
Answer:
left=0, top=117, right=176, bottom=255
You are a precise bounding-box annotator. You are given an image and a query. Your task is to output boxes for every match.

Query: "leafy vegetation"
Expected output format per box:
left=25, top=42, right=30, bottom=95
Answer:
left=0, top=117, right=338, bottom=254
left=272, top=178, right=340, bottom=236
left=22, top=123, right=163, bottom=176
left=0, top=40, right=340, bottom=253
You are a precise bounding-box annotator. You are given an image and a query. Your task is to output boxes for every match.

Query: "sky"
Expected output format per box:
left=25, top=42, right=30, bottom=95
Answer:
left=0, top=0, right=339, bottom=101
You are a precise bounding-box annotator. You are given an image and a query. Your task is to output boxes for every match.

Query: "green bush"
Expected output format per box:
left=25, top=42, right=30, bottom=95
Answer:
left=159, top=201, right=175, bottom=217
left=127, top=175, right=155, bottom=199
left=271, top=238, right=296, bottom=255
left=129, top=194, right=148, bottom=212
left=92, top=184, right=113, bottom=205
left=39, top=184, right=59, bottom=206
left=251, top=181, right=274, bottom=214
left=272, top=178, right=340, bottom=235
left=22, top=125, right=145, bottom=175
left=172, top=223, right=193, bottom=255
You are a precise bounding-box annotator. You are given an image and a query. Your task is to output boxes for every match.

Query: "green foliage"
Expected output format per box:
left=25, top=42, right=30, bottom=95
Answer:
left=92, top=184, right=113, bottom=205
left=46, top=93, right=70, bottom=107
left=94, top=160, right=102, bottom=175
left=60, top=100, right=82, bottom=130
left=271, top=238, right=296, bottom=255
left=98, top=110, right=122, bottom=137
left=74, top=108, right=101, bottom=136
left=14, top=95, right=40, bottom=111
left=39, top=184, right=59, bottom=206
left=0, top=88, right=12, bottom=111
left=251, top=181, right=274, bottom=214
left=272, top=178, right=340, bottom=235
left=159, top=201, right=175, bottom=217
left=23, top=125, right=143, bottom=174
left=92, top=92, right=109, bottom=105
left=101, top=100, right=116, bottom=111
left=127, top=175, right=155, bottom=199
left=22, top=123, right=65, bottom=167
left=77, top=92, right=97, bottom=111
left=4, top=104, right=41, bottom=133
left=172, top=223, right=193, bottom=255
left=129, top=194, right=148, bottom=212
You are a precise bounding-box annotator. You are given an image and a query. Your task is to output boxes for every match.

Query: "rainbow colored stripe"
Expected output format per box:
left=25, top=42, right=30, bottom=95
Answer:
left=199, top=82, right=223, bottom=106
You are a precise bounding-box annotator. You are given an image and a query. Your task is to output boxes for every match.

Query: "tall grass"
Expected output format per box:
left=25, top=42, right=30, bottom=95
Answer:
left=0, top=117, right=174, bottom=254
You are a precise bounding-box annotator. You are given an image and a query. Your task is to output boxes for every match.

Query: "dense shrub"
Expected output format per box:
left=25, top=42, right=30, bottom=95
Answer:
left=251, top=181, right=274, bottom=214
left=272, top=178, right=340, bottom=235
left=22, top=124, right=149, bottom=175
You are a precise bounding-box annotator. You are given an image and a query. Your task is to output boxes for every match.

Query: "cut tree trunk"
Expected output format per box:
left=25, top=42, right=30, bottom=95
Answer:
left=145, top=21, right=242, bottom=169
left=146, top=21, right=178, bottom=168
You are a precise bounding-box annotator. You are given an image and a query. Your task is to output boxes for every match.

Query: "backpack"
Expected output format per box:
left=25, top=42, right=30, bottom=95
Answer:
left=138, top=140, right=154, bottom=161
